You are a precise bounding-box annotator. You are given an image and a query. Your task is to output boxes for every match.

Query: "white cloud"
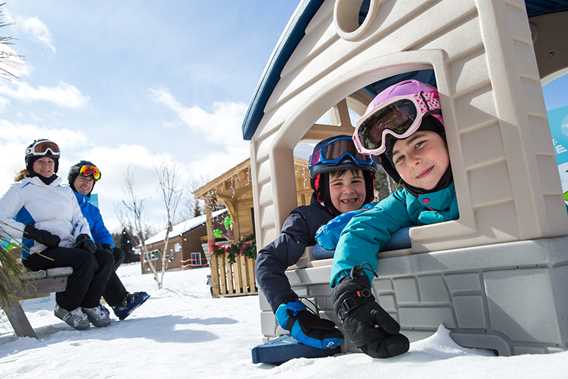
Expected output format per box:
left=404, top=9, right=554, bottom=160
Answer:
left=149, top=87, right=250, bottom=179
left=0, top=97, right=9, bottom=112
left=149, top=87, right=248, bottom=148
left=14, top=15, right=56, bottom=53
left=0, top=120, right=87, bottom=147
left=0, top=81, right=89, bottom=108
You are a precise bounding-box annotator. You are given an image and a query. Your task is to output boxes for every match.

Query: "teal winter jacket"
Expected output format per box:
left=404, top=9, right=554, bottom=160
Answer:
left=330, top=184, right=458, bottom=287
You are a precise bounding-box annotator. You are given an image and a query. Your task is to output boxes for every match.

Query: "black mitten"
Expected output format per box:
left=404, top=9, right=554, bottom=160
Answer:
left=333, top=267, right=409, bottom=358
left=24, top=224, right=60, bottom=248
left=75, top=234, right=96, bottom=254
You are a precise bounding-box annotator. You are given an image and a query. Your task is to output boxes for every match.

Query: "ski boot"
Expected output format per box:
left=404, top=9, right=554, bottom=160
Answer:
left=112, top=292, right=150, bottom=320
left=54, top=305, right=90, bottom=330
left=82, top=304, right=112, bottom=327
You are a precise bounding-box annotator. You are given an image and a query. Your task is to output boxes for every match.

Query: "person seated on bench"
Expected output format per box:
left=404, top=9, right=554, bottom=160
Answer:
left=68, top=160, right=150, bottom=320
left=0, top=139, right=114, bottom=330
left=255, top=135, right=377, bottom=350
left=330, top=80, right=459, bottom=359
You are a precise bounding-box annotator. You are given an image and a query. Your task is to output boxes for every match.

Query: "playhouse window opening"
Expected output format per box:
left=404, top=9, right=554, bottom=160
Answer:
left=335, top=0, right=372, bottom=34
left=306, top=68, right=460, bottom=259
left=542, top=68, right=568, bottom=207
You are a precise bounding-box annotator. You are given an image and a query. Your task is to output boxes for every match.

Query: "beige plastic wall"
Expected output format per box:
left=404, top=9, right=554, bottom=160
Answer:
left=250, top=0, right=568, bottom=261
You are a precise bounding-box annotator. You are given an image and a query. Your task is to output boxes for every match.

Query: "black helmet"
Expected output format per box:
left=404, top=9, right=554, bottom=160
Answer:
left=25, top=139, right=60, bottom=174
left=68, top=160, right=100, bottom=195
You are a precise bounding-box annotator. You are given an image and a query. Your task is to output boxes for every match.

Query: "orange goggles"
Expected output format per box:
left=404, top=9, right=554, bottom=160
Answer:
left=79, top=164, right=101, bottom=181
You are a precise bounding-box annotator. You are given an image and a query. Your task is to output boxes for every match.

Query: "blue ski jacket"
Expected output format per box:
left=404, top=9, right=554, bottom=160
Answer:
left=73, top=191, right=115, bottom=248
left=255, top=194, right=335, bottom=312
left=330, top=184, right=458, bottom=287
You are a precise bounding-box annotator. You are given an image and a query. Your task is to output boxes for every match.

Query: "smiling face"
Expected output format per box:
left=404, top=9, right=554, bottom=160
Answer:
left=32, top=157, right=55, bottom=178
left=328, top=168, right=366, bottom=213
left=392, top=131, right=449, bottom=191
left=73, top=175, right=95, bottom=195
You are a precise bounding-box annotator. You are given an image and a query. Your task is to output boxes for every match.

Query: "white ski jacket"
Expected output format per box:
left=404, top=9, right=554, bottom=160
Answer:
left=0, top=176, right=92, bottom=257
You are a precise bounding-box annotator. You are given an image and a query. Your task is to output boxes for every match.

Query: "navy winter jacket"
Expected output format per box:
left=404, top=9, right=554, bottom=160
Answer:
left=73, top=191, right=115, bottom=248
left=255, top=194, right=335, bottom=312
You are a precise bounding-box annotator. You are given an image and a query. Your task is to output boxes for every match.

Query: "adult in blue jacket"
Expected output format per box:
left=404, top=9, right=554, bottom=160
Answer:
left=330, top=80, right=458, bottom=359
left=69, top=161, right=149, bottom=320
left=255, top=135, right=377, bottom=350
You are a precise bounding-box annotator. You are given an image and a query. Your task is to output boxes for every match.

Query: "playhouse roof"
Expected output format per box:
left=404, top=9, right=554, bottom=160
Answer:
left=144, top=208, right=227, bottom=246
left=240, top=0, right=568, bottom=141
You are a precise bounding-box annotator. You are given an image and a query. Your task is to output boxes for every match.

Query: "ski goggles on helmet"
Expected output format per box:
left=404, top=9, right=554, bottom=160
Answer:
left=79, top=164, right=101, bottom=181
left=353, top=90, right=442, bottom=155
left=309, top=135, right=376, bottom=171
left=25, top=139, right=60, bottom=158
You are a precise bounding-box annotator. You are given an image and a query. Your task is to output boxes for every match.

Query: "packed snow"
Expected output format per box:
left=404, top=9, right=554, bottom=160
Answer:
left=0, top=263, right=567, bottom=378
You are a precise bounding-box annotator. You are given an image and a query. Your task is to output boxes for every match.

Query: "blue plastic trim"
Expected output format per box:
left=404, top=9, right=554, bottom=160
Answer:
left=241, top=0, right=324, bottom=140
left=241, top=0, right=568, bottom=140
left=525, top=0, right=568, bottom=17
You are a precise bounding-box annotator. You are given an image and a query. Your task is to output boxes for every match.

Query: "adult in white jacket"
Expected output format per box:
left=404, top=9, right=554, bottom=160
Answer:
left=0, top=139, right=114, bottom=330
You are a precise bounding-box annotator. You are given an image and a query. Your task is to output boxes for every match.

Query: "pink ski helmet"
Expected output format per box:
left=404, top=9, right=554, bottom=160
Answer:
left=353, top=80, right=444, bottom=156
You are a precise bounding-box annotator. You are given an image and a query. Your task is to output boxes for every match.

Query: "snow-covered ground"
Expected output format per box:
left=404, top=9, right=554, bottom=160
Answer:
left=0, top=264, right=567, bottom=378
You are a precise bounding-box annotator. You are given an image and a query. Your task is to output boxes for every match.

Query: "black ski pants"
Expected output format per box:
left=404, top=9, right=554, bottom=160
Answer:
left=23, top=247, right=114, bottom=310
left=102, top=248, right=128, bottom=307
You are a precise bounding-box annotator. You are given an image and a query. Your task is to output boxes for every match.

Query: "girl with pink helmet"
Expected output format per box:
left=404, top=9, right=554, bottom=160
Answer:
left=329, top=80, right=458, bottom=359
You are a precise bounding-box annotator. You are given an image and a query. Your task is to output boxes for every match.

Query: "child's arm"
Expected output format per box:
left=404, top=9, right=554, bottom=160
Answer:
left=330, top=191, right=412, bottom=286
left=256, top=208, right=323, bottom=312
left=315, top=203, right=374, bottom=250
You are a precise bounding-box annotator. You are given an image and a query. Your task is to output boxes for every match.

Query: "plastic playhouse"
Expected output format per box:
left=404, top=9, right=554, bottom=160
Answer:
left=242, top=0, right=568, bottom=355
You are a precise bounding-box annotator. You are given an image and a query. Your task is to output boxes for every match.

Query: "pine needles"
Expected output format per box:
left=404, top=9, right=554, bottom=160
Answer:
left=0, top=232, right=24, bottom=307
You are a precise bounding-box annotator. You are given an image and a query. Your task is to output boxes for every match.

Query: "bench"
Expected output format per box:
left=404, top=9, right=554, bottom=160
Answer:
left=2, top=266, right=73, bottom=338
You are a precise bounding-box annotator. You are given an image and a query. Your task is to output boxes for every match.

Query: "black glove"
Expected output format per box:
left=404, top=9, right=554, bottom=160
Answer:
left=112, top=247, right=125, bottom=267
left=24, top=224, right=60, bottom=248
left=75, top=234, right=96, bottom=254
left=97, top=243, right=113, bottom=253
left=333, top=267, right=409, bottom=358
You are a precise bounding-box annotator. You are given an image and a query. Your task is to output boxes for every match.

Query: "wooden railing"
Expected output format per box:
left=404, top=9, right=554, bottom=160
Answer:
left=209, top=249, right=257, bottom=297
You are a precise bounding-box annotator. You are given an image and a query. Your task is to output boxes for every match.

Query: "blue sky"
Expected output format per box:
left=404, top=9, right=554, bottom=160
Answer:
left=0, top=1, right=299, bottom=232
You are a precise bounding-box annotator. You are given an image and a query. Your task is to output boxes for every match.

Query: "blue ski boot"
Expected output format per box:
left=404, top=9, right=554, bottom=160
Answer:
left=112, top=292, right=150, bottom=320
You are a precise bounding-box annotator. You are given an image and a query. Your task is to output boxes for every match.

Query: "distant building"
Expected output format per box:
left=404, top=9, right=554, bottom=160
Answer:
left=141, top=209, right=227, bottom=274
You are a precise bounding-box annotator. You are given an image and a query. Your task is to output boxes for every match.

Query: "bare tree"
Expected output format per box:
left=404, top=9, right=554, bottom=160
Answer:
left=113, top=205, right=133, bottom=233
left=155, top=164, right=183, bottom=288
left=120, top=167, right=160, bottom=286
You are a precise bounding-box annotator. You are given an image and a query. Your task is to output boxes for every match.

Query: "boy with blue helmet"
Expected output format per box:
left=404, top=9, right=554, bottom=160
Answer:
left=255, top=135, right=377, bottom=351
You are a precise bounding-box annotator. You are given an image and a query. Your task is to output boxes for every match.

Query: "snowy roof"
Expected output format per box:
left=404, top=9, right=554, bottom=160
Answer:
left=144, top=208, right=227, bottom=245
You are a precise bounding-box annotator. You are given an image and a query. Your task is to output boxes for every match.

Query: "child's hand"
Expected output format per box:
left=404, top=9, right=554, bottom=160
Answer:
left=275, top=300, right=344, bottom=350
left=333, top=267, right=409, bottom=358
